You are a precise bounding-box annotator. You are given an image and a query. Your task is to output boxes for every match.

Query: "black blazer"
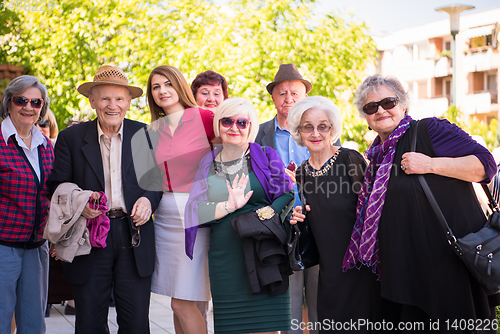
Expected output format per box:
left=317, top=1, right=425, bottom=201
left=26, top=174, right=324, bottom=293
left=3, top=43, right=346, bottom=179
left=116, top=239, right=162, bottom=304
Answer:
left=47, top=118, right=162, bottom=284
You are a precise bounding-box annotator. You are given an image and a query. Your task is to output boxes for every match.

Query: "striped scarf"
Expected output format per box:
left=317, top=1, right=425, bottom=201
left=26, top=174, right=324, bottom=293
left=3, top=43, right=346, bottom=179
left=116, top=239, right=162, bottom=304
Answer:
left=342, top=115, right=412, bottom=278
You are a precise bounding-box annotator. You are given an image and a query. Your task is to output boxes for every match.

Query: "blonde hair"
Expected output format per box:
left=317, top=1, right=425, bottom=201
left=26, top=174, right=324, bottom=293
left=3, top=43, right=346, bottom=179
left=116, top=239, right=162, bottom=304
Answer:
left=288, top=96, right=342, bottom=146
left=213, top=98, right=259, bottom=143
left=44, top=108, right=59, bottom=140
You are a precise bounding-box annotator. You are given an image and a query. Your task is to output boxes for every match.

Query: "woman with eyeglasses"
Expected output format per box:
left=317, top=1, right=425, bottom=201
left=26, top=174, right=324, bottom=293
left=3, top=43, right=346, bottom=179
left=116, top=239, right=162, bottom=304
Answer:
left=0, top=75, right=54, bottom=333
left=287, top=96, right=383, bottom=331
left=185, top=97, right=294, bottom=334
left=342, top=74, right=499, bottom=327
left=135, top=65, right=217, bottom=334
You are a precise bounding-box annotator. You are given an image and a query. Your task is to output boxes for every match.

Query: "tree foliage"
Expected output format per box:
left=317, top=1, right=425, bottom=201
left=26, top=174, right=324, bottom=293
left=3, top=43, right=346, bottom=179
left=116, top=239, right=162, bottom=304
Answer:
left=2, top=0, right=376, bottom=147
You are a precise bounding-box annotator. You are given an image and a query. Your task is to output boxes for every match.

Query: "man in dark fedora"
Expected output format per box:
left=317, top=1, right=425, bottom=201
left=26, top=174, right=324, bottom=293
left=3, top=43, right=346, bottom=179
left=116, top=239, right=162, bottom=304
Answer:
left=48, top=65, right=162, bottom=334
left=256, top=63, right=333, bottom=334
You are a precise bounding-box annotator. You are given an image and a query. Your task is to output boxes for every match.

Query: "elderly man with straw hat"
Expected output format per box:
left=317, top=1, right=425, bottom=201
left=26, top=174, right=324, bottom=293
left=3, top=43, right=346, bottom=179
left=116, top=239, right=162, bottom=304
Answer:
left=47, top=65, right=162, bottom=334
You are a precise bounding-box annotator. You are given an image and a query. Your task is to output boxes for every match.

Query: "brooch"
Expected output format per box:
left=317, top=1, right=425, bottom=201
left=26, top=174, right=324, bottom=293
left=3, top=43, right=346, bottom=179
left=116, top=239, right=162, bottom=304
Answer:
left=256, top=206, right=275, bottom=220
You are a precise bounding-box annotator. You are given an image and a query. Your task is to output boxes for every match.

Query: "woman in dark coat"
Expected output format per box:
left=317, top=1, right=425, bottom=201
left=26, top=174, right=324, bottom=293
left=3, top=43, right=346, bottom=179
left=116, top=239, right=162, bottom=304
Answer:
left=343, top=74, right=499, bottom=332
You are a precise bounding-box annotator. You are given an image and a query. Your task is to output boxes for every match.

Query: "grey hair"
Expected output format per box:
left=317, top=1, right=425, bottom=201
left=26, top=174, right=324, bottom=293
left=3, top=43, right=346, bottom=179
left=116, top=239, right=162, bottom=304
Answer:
left=213, top=97, right=259, bottom=143
left=354, top=74, right=409, bottom=119
left=0, top=75, right=50, bottom=120
left=288, top=96, right=342, bottom=147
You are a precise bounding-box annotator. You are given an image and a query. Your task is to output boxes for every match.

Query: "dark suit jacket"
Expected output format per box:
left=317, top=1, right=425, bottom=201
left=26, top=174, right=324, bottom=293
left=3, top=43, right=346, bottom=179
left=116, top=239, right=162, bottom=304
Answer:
left=255, top=118, right=276, bottom=149
left=47, top=118, right=162, bottom=285
left=255, top=116, right=341, bottom=149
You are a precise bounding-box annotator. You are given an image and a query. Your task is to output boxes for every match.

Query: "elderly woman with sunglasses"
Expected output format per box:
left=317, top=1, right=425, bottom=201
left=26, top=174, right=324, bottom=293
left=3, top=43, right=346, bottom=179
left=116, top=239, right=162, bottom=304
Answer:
left=0, top=75, right=54, bottom=333
left=342, top=74, right=499, bottom=328
left=185, top=97, right=294, bottom=334
left=288, top=96, right=383, bottom=331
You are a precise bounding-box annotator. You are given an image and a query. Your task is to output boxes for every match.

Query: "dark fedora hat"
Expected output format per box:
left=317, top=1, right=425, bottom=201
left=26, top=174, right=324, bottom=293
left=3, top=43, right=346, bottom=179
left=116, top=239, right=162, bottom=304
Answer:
left=266, top=63, right=312, bottom=95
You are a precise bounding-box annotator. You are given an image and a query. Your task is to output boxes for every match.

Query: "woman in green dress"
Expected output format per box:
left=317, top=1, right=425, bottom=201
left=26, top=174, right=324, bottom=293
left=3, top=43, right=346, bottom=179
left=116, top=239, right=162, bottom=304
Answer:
left=185, top=97, right=294, bottom=334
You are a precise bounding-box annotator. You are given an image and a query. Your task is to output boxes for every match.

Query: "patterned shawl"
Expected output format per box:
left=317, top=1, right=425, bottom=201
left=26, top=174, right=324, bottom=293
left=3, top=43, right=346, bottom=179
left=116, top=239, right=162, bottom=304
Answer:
left=342, top=115, right=412, bottom=278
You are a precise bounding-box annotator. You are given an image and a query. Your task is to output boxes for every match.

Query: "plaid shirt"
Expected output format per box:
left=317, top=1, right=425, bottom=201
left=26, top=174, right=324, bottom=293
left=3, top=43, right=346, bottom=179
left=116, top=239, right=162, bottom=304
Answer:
left=0, top=128, right=54, bottom=245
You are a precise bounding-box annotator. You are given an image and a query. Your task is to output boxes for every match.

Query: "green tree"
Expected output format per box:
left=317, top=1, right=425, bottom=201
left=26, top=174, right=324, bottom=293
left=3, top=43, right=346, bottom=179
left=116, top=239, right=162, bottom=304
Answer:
left=2, top=0, right=376, bottom=145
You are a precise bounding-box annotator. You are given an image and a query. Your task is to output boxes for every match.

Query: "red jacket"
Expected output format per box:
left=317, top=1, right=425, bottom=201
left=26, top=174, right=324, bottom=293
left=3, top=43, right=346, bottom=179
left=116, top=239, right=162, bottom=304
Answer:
left=0, top=129, right=54, bottom=247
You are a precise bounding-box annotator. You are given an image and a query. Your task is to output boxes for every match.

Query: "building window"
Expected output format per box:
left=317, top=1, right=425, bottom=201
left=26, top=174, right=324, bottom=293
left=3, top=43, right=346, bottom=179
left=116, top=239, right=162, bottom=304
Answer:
left=470, top=34, right=493, bottom=48
left=445, top=41, right=451, bottom=51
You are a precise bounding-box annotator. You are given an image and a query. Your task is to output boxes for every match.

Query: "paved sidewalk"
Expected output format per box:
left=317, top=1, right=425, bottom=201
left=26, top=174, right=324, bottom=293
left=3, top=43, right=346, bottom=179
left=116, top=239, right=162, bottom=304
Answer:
left=44, top=293, right=214, bottom=334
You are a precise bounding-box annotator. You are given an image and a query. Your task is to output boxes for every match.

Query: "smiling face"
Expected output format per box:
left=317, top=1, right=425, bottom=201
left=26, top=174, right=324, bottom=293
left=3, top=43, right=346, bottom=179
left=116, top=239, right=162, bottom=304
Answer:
left=195, top=84, right=224, bottom=111
left=151, top=74, right=184, bottom=115
left=271, top=80, right=307, bottom=121
left=9, top=86, right=43, bottom=134
left=89, top=85, right=131, bottom=134
left=364, top=85, right=406, bottom=142
left=299, top=108, right=332, bottom=155
left=219, top=113, right=251, bottom=150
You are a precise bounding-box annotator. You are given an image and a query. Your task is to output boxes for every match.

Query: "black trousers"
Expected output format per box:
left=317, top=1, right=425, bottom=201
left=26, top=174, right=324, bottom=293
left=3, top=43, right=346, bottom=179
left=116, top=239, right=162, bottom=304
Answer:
left=73, top=217, right=152, bottom=334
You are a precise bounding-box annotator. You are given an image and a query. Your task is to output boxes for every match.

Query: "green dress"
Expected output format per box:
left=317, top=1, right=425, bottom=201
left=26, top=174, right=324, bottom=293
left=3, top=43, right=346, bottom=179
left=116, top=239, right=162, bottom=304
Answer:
left=198, top=155, right=293, bottom=334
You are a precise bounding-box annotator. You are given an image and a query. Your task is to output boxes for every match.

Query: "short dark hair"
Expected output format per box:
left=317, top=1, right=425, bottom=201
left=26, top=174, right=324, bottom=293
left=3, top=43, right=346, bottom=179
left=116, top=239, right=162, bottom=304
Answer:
left=191, top=70, right=229, bottom=100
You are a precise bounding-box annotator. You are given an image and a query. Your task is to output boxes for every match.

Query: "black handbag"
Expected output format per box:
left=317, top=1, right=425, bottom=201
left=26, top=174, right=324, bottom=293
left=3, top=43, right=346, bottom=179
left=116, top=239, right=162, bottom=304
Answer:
left=286, top=163, right=319, bottom=271
left=412, top=121, right=500, bottom=295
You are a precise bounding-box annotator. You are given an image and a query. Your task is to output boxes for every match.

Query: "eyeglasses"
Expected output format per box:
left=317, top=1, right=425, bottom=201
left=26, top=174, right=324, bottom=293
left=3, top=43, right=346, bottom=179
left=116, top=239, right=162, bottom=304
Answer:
left=362, top=97, right=398, bottom=115
left=220, top=117, right=250, bottom=130
left=37, top=120, right=50, bottom=128
left=12, top=96, right=44, bottom=109
left=299, top=124, right=332, bottom=133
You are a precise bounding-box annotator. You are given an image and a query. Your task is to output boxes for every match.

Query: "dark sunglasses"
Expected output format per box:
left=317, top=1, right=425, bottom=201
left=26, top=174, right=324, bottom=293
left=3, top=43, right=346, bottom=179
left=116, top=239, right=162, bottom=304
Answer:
left=37, top=120, right=50, bottom=128
left=12, top=96, right=44, bottom=109
left=220, top=117, right=250, bottom=130
left=362, top=97, right=398, bottom=115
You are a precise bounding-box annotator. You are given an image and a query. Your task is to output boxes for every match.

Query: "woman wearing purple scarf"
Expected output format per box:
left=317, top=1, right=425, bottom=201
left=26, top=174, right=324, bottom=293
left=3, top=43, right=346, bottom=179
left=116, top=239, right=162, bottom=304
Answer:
left=343, top=74, right=499, bottom=330
left=185, top=98, right=294, bottom=334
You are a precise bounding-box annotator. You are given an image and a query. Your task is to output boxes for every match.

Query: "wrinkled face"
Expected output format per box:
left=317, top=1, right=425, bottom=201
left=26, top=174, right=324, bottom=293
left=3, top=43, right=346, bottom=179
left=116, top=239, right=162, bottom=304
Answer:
left=151, top=74, right=182, bottom=113
left=299, top=108, right=332, bottom=154
left=9, top=86, right=43, bottom=131
left=195, top=84, right=224, bottom=112
left=364, top=85, right=406, bottom=142
left=89, top=85, right=131, bottom=132
left=271, top=80, right=307, bottom=119
left=219, top=113, right=251, bottom=149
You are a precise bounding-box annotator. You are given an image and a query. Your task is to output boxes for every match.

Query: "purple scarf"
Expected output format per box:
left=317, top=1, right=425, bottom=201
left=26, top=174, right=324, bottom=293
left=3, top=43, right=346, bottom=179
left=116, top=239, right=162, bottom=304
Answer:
left=342, top=116, right=412, bottom=277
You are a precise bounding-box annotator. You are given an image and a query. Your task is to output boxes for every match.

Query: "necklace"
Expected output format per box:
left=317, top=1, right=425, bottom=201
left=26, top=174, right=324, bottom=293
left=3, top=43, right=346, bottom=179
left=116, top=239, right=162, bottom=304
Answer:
left=219, top=147, right=249, bottom=176
left=18, top=131, right=32, bottom=140
left=305, top=148, right=342, bottom=177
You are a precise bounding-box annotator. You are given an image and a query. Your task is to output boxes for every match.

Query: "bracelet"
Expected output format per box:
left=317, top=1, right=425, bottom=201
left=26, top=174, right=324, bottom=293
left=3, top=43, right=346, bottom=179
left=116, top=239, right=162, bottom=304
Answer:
left=223, top=201, right=234, bottom=214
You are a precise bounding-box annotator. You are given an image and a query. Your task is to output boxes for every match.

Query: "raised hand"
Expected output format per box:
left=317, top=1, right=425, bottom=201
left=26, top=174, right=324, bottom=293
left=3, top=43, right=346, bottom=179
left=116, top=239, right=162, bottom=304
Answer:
left=226, top=173, right=253, bottom=212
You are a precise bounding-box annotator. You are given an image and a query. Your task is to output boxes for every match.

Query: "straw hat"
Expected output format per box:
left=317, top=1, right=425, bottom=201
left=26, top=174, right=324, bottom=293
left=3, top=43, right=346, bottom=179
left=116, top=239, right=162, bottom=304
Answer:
left=266, top=63, right=312, bottom=95
left=78, top=65, right=143, bottom=99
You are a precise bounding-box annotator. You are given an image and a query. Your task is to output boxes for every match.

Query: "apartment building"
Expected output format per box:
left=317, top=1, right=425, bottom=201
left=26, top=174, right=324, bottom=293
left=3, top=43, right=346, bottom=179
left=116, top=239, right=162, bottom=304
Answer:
left=373, top=6, right=500, bottom=123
